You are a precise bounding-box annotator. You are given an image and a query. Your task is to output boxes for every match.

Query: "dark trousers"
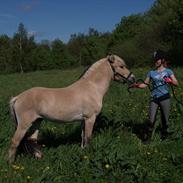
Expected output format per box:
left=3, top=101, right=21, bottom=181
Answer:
left=148, top=98, right=171, bottom=134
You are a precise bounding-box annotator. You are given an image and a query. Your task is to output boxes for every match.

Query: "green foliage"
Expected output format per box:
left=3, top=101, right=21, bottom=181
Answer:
left=0, top=0, right=183, bottom=72
left=80, top=28, right=109, bottom=66
left=31, top=44, right=52, bottom=70
left=0, top=68, right=183, bottom=182
left=0, top=35, right=12, bottom=73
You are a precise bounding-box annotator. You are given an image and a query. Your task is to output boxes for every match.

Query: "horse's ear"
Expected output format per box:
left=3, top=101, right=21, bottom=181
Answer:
left=107, top=55, right=115, bottom=63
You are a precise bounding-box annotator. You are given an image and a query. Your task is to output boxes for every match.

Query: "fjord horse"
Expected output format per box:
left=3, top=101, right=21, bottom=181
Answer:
left=7, top=55, right=135, bottom=163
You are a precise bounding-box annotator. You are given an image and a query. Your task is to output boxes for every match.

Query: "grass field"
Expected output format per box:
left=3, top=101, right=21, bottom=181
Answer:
left=0, top=67, right=183, bottom=183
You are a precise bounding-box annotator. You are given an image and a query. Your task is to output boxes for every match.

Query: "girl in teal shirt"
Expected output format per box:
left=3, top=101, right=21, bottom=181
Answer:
left=134, top=50, right=179, bottom=140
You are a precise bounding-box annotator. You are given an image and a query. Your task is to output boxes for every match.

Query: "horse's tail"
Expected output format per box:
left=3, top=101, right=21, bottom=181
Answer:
left=9, top=96, right=19, bottom=126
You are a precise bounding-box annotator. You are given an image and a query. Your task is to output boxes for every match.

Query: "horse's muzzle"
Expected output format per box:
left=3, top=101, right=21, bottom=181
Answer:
left=128, top=74, right=136, bottom=84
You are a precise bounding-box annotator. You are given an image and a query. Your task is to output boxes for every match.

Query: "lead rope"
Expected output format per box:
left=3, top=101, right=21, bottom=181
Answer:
left=169, top=84, right=183, bottom=106
left=128, top=78, right=183, bottom=107
left=127, top=78, right=151, bottom=94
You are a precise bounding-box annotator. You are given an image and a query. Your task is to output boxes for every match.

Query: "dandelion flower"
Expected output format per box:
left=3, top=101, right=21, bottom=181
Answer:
left=105, top=164, right=110, bottom=169
left=27, top=176, right=31, bottom=180
left=12, top=164, right=20, bottom=171
left=82, top=155, right=89, bottom=160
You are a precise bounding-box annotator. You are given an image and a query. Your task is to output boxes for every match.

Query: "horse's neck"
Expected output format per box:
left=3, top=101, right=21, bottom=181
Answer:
left=82, top=60, right=113, bottom=96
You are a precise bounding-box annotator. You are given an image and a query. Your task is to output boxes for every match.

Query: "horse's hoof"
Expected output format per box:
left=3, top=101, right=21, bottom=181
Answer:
left=34, top=151, right=43, bottom=159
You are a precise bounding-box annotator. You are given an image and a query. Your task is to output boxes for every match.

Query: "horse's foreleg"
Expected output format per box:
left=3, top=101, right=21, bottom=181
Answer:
left=7, top=125, right=30, bottom=164
left=81, top=115, right=96, bottom=148
left=81, top=121, right=85, bottom=148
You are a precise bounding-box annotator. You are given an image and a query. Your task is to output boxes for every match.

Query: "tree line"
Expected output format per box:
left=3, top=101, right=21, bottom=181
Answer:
left=0, top=0, right=182, bottom=74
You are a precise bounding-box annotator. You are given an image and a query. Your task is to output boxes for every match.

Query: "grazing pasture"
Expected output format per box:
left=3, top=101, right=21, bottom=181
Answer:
left=0, top=67, right=183, bottom=183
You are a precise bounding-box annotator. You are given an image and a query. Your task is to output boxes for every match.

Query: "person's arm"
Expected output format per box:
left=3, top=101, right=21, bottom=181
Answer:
left=138, top=77, right=150, bottom=88
left=169, top=74, right=179, bottom=86
left=164, top=69, right=179, bottom=86
left=133, top=77, right=150, bottom=89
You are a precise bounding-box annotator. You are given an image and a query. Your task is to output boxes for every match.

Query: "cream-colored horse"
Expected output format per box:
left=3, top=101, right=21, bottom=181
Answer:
left=7, top=55, right=135, bottom=163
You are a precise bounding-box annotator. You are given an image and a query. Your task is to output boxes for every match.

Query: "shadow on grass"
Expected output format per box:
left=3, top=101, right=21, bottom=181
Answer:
left=26, top=113, right=149, bottom=149
left=94, top=113, right=149, bottom=141
left=38, top=125, right=82, bottom=148
left=36, top=113, right=116, bottom=148
left=122, top=120, right=149, bottom=141
left=37, top=114, right=117, bottom=148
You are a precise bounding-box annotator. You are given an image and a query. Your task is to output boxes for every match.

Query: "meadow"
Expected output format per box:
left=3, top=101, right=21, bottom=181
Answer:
left=0, top=67, right=183, bottom=183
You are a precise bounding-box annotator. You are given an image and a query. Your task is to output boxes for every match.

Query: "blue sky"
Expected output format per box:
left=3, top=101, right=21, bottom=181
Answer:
left=0, top=0, right=155, bottom=43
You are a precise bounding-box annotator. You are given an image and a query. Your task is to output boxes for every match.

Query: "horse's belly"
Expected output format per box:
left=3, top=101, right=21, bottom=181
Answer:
left=41, top=109, right=83, bottom=122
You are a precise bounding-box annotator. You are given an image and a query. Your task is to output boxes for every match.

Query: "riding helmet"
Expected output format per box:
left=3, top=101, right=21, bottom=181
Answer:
left=153, top=50, right=166, bottom=62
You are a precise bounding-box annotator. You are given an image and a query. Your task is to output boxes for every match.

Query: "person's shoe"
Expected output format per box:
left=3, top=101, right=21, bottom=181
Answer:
left=161, top=133, right=167, bottom=140
left=161, top=131, right=173, bottom=140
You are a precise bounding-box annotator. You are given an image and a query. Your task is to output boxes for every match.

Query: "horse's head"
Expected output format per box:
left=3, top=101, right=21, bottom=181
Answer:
left=107, top=55, right=135, bottom=85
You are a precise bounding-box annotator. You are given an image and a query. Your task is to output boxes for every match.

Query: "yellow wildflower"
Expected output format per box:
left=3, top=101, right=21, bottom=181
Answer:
left=105, top=164, right=110, bottom=169
left=27, top=176, right=31, bottom=180
left=45, top=166, right=50, bottom=170
left=12, top=164, right=20, bottom=171
left=82, top=155, right=89, bottom=160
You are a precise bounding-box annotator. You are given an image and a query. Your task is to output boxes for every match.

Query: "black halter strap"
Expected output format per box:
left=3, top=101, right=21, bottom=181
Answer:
left=108, top=60, right=133, bottom=85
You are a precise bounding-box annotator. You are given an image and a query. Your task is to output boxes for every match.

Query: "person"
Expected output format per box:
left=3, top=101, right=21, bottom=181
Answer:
left=133, top=50, right=179, bottom=140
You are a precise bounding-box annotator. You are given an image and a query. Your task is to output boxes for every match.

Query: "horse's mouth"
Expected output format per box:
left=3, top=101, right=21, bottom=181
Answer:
left=128, top=75, right=136, bottom=84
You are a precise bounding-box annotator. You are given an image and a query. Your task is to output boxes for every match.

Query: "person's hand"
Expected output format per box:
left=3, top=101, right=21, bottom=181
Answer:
left=131, top=82, right=140, bottom=88
left=164, top=77, right=172, bottom=84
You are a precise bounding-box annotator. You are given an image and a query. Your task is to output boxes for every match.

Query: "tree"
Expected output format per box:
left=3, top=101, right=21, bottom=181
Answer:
left=51, top=39, right=74, bottom=69
left=31, top=44, right=52, bottom=70
left=0, top=35, right=12, bottom=73
left=12, top=23, right=29, bottom=72
left=67, top=33, right=86, bottom=65
left=145, top=0, right=183, bottom=65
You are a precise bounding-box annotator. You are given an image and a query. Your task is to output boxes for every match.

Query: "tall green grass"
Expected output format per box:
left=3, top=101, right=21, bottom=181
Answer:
left=0, top=67, right=183, bottom=183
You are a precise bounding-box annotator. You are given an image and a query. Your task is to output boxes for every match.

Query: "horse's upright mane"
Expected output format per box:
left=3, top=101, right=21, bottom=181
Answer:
left=79, top=58, right=106, bottom=79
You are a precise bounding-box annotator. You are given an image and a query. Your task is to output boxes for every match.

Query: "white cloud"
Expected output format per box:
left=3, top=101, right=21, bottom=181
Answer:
left=20, top=0, right=39, bottom=12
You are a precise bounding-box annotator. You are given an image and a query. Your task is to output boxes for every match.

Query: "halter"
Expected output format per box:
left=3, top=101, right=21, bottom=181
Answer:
left=115, top=71, right=134, bottom=85
left=108, top=60, right=134, bottom=85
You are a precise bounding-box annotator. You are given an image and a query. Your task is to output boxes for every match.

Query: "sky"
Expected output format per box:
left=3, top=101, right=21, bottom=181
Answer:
left=0, top=0, right=155, bottom=43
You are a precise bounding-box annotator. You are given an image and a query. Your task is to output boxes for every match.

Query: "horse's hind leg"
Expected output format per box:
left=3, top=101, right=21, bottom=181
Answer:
left=7, top=113, right=39, bottom=164
left=24, top=119, right=43, bottom=159
left=81, top=114, right=96, bottom=148
left=7, top=123, right=32, bottom=164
